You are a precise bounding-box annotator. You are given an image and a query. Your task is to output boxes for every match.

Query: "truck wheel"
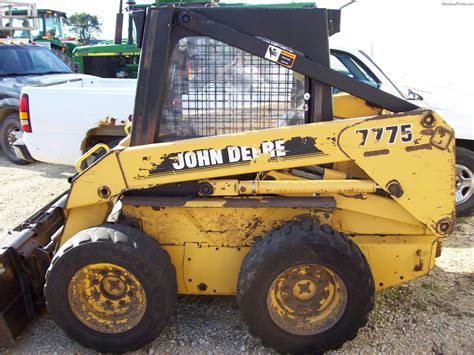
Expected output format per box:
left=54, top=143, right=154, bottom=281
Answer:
left=237, top=222, right=374, bottom=353
left=51, top=47, right=74, bottom=69
left=456, top=147, right=474, bottom=216
left=44, top=224, right=177, bottom=352
left=0, top=114, right=30, bottom=165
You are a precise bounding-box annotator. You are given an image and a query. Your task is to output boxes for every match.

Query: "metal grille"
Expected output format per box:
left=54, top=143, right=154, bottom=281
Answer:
left=0, top=1, right=38, bottom=41
left=162, top=37, right=305, bottom=138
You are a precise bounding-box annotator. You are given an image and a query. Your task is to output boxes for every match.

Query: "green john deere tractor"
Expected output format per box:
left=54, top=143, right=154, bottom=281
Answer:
left=72, top=0, right=144, bottom=79
left=10, top=8, right=80, bottom=67
left=73, top=0, right=318, bottom=78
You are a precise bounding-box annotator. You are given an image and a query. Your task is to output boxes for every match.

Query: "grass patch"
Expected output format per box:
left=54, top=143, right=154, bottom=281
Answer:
left=415, top=300, right=428, bottom=311
left=421, top=282, right=434, bottom=291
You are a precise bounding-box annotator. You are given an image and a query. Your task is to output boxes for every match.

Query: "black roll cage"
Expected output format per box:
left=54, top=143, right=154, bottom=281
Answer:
left=131, top=6, right=418, bottom=146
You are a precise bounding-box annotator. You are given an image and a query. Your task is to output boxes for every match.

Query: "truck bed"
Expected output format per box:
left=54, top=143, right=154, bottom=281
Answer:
left=22, top=78, right=136, bottom=165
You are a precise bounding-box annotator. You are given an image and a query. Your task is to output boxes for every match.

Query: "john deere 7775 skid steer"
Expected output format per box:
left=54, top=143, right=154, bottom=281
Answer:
left=0, top=4, right=455, bottom=353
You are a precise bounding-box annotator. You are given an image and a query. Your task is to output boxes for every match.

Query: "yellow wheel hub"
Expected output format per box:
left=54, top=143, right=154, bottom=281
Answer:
left=267, top=264, right=347, bottom=335
left=292, top=279, right=317, bottom=301
left=68, top=263, right=147, bottom=334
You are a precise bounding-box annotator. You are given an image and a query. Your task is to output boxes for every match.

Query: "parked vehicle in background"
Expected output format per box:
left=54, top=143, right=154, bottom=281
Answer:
left=0, top=41, right=93, bottom=164
left=16, top=77, right=135, bottom=165
left=19, top=45, right=473, bottom=215
left=11, top=9, right=80, bottom=67
left=72, top=0, right=147, bottom=79
left=1, top=2, right=81, bottom=67
left=72, top=39, right=141, bottom=79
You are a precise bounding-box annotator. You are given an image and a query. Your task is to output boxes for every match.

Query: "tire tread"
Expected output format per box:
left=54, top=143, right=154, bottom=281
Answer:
left=44, top=223, right=176, bottom=353
left=237, top=222, right=375, bottom=353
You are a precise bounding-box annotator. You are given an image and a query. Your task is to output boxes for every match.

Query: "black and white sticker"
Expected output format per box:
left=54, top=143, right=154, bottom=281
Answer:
left=264, top=45, right=296, bottom=68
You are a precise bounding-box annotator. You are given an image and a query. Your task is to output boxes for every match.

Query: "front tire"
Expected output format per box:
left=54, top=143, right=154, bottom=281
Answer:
left=0, top=114, right=30, bottom=165
left=44, top=224, right=177, bottom=352
left=456, top=147, right=474, bottom=216
left=237, top=222, right=374, bottom=353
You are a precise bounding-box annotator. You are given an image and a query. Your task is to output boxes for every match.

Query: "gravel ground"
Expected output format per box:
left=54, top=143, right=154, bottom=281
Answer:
left=0, top=153, right=472, bottom=354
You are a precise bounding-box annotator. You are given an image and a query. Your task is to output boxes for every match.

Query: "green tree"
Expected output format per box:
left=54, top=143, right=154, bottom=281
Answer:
left=66, top=12, right=101, bottom=44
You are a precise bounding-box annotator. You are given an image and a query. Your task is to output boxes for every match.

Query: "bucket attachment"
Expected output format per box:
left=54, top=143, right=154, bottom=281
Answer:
left=0, top=192, right=67, bottom=347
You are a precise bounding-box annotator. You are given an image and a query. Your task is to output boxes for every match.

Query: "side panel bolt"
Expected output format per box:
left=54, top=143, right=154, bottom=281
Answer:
left=386, top=180, right=404, bottom=198
left=198, top=182, right=214, bottom=196
left=421, top=114, right=436, bottom=128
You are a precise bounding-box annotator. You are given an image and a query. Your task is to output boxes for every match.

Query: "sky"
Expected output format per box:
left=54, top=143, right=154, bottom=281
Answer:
left=31, top=0, right=474, bottom=96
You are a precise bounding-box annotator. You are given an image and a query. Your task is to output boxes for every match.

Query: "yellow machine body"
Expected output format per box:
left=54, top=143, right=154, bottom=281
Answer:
left=59, top=104, right=455, bottom=296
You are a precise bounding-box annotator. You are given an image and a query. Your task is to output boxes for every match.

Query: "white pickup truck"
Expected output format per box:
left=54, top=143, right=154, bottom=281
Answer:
left=16, top=46, right=473, bottom=215
left=15, top=77, right=136, bottom=165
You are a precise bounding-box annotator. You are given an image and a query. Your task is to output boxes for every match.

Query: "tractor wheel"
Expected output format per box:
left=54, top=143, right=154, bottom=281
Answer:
left=51, top=47, right=74, bottom=69
left=44, top=224, right=177, bottom=352
left=0, top=113, right=30, bottom=165
left=237, top=222, right=374, bottom=353
left=455, top=147, right=474, bottom=216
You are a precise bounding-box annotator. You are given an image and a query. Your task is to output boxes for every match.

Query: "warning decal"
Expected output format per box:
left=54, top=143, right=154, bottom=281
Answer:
left=264, top=45, right=296, bottom=68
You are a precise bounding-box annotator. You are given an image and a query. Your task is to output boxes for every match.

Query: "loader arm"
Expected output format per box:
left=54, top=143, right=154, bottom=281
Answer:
left=62, top=108, right=455, bottom=244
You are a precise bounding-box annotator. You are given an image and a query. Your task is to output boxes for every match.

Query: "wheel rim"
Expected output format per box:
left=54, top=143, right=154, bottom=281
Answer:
left=7, top=125, right=22, bottom=153
left=267, top=263, right=347, bottom=336
left=68, top=263, right=147, bottom=334
left=456, top=164, right=473, bottom=205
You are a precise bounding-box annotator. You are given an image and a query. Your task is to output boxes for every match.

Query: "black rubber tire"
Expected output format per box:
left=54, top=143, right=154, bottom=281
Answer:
left=0, top=113, right=30, bottom=165
left=456, top=147, right=474, bottom=216
left=51, top=47, right=74, bottom=69
left=44, top=224, right=177, bottom=352
left=237, top=222, right=375, bottom=354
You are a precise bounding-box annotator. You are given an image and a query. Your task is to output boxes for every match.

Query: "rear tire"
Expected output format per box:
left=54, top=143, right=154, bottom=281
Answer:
left=237, top=222, right=374, bottom=353
left=44, top=224, right=177, bottom=352
left=0, top=114, right=30, bottom=165
left=456, top=147, right=474, bottom=216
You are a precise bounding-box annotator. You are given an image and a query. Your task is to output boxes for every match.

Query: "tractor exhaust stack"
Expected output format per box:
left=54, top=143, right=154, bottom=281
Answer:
left=114, top=0, right=124, bottom=44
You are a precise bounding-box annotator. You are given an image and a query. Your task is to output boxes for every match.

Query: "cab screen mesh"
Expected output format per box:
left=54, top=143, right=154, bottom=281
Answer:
left=161, top=37, right=305, bottom=138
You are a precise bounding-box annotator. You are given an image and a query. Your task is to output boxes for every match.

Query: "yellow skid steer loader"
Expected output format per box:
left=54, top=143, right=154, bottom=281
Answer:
left=0, top=4, right=455, bottom=353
